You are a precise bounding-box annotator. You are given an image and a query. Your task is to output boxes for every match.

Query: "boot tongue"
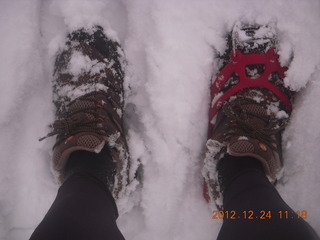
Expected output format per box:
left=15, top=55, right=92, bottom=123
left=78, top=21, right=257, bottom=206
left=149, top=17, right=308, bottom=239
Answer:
left=225, top=99, right=275, bottom=177
left=225, top=97, right=270, bottom=156
left=241, top=103, right=268, bottom=129
left=228, top=137, right=255, bottom=154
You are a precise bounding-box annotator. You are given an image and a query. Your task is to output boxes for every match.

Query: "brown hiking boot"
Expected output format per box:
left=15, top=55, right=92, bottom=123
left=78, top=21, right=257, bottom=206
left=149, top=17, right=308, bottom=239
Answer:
left=202, top=22, right=294, bottom=209
left=41, top=26, right=133, bottom=200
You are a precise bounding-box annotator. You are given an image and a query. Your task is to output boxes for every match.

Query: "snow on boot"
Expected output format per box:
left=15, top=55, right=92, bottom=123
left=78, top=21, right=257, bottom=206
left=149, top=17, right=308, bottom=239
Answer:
left=41, top=26, right=138, bottom=206
left=202, top=22, right=294, bottom=210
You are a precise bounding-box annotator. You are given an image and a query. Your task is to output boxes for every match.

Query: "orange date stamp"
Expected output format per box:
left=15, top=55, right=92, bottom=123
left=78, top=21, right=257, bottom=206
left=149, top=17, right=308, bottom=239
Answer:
left=212, top=210, right=308, bottom=220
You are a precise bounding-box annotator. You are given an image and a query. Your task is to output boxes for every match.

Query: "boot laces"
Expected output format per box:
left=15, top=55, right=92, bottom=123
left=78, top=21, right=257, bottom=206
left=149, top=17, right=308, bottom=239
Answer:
left=223, top=98, right=287, bottom=151
left=39, top=91, right=109, bottom=147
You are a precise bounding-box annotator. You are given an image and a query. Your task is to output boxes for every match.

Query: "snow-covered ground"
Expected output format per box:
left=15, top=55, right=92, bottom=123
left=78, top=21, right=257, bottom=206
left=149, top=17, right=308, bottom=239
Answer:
left=0, top=0, right=319, bottom=239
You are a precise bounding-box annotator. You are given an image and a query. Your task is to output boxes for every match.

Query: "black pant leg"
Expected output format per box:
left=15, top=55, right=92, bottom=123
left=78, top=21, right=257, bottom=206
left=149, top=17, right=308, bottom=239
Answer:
left=217, top=169, right=319, bottom=240
left=29, top=174, right=125, bottom=240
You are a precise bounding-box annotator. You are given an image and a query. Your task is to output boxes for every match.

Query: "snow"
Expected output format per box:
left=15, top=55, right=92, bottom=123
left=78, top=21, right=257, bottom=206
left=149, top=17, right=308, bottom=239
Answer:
left=67, top=51, right=106, bottom=77
left=0, top=0, right=319, bottom=239
left=238, top=136, right=249, bottom=141
left=53, top=83, right=109, bottom=103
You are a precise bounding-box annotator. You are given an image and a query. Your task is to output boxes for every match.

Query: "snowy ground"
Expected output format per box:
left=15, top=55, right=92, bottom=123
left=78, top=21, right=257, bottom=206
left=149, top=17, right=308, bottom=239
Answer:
left=0, top=0, right=320, bottom=239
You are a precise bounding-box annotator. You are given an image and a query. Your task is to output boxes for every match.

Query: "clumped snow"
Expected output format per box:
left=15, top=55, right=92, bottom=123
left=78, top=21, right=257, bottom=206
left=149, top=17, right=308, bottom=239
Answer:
left=0, top=0, right=320, bottom=240
left=53, top=83, right=109, bottom=103
left=67, top=50, right=106, bottom=77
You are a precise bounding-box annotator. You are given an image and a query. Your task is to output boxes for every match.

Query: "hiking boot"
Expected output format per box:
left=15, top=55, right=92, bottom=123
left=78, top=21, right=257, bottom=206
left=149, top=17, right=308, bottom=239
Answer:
left=202, top=22, right=294, bottom=209
left=41, top=26, right=130, bottom=199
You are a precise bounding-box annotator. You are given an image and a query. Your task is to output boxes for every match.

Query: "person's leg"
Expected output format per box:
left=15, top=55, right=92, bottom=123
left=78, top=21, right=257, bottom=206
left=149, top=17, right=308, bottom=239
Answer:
left=30, top=150, right=125, bottom=240
left=216, top=155, right=319, bottom=240
left=30, top=176, right=124, bottom=240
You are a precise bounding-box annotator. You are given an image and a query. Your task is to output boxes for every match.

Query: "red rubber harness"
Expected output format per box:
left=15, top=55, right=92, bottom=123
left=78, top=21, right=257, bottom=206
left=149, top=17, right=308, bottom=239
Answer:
left=208, top=48, right=291, bottom=139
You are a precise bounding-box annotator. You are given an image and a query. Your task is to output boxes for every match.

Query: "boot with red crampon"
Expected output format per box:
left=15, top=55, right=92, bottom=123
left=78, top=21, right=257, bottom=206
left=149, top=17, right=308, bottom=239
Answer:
left=202, top=22, right=294, bottom=210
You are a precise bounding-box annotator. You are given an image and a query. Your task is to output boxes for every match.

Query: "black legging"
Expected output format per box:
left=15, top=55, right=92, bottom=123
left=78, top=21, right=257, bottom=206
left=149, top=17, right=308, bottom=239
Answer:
left=217, top=157, right=319, bottom=240
left=30, top=154, right=319, bottom=240
left=29, top=174, right=125, bottom=240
